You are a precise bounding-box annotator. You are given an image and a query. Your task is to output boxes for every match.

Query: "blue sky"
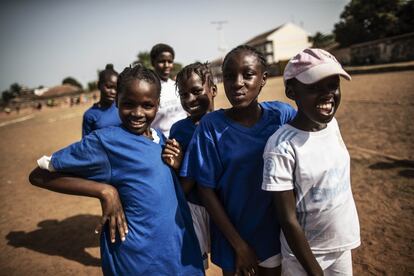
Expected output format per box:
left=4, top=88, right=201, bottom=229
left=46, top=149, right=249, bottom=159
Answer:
left=0, top=0, right=350, bottom=91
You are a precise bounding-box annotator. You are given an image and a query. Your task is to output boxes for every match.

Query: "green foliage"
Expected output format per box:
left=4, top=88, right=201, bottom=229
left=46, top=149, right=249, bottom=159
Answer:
left=134, top=51, right=153, bottom=69
left=171, top=63, right=183, bottom=79
left=10, top=83, right=22, bottom=94
left=2, top=90, right=14, bottom=103
left=310, top=32, right=335, bottom=48
left=87, top=81, right=98, bottom=91
left=1, top=82, right=23, bottom=103
left=62, top=77, right=83, bottom=89
left=334, top=0, right=414, bottom=47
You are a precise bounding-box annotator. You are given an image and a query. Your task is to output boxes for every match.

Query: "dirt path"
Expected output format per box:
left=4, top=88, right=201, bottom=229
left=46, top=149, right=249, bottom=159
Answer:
left=0, top=71, right=413, bottom=275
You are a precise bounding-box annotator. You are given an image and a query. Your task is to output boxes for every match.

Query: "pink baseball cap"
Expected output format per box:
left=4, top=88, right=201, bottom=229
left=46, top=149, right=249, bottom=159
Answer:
left=283, top=48, right=351, bottom=84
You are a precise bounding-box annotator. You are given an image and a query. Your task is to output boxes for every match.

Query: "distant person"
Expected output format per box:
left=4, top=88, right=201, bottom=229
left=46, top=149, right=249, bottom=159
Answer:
left=150, top=43, right=187, bottom=137
left=262, top=48, right=360, bottom=275
left=29, top=64, right=204, bottom=276
left=181, top=45, right=296, bottom=276
left=170, top=62, right=217, bottom=269
left=82, top=64, right=121, bottom=137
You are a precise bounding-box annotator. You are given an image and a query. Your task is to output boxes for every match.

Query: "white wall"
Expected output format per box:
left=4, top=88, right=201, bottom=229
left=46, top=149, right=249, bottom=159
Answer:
left=267, top=23, right=311, bottom=62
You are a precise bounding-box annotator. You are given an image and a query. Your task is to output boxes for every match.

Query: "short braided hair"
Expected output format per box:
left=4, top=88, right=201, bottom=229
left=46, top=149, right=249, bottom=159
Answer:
left=222, top=45, right=267, bottom=72
left=175, top=62, right=215, bottom=93
left=117, top=63, right=161, bottom=98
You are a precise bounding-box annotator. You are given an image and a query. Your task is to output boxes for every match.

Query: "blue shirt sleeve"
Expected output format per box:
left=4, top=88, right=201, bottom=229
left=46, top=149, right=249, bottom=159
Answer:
left=180, top=121, right=223, bottom=188
left=82, top=112, right=94, bottom=137
left=261, top=101, right=297, bottom=125
left=281, top=103, right=297, bottom=124
left=51, top=132, right=111, bottom=183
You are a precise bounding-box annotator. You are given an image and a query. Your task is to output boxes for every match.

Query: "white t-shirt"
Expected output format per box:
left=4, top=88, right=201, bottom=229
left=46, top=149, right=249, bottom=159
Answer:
left=151, top=78, right=187, bottom=137
left=262, top=118, right=360, bottom=255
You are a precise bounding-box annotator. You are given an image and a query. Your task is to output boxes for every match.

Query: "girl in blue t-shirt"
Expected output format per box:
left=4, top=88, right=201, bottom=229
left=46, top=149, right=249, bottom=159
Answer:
left=82, top=64, right=121, bottom=137
left=169, top=61, right=217, bottom=269
left=29, top=64, right=204, bottom=276
left=181, top=45, right=296, bottom=276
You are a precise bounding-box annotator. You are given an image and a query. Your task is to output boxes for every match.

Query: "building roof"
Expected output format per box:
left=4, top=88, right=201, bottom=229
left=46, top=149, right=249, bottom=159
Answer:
left=245, top=24, right=284, bottom=45
left=37, top=84, right=81, bottom=99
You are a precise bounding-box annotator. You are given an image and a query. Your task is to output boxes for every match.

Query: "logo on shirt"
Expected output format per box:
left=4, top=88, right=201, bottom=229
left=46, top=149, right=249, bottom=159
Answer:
left=263, top=158, right=276, bottom=178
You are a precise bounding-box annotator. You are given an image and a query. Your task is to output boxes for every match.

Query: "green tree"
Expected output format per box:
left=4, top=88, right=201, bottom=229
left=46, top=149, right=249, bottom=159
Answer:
left=309, top=32, right=335, bottom=48
left=87, top=81, right=98, bottom=91
left=171, top=63, right=183, bottom=79
left=334, top=0, right=414, bottom=47
left=2, top=90, right=13, bottom=103
left=62, top=77, right=83, bottom=89
left=134, top=51, right=153, bottom=69
left=10, top=83, right=22, bottom=95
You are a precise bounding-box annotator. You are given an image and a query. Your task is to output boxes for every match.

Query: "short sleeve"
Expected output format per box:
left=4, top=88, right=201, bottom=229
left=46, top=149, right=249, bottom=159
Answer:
left=82, top=112, right=94, bottom=137
left=51, top=132, right=111, bottom=183
left=180, top=122, right=223, bottom=188
left=280, top=103, right=297, bottom=125
left=261, top=137, right=295, bottom=191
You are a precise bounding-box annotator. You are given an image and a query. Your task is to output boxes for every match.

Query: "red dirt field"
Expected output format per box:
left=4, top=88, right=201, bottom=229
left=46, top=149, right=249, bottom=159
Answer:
left=0, top=71, right=413, bottom=275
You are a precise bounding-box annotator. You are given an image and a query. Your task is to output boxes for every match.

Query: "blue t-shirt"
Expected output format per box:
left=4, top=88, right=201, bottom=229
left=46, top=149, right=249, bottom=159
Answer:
left=82, top=103, right=121, bottom=137
left=169, top=117, right=201, bottom=205
left=51, top=126, right=204, bottom=276
left=181, top=101, right=296, bottom=271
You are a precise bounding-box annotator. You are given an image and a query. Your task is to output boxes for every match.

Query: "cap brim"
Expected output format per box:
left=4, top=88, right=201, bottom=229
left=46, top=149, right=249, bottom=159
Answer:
left=295, top=63, right=351, bottom=84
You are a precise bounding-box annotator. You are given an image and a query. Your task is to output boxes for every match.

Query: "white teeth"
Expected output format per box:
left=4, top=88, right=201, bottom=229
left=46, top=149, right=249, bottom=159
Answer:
left=317, top=103, right=332, bottom=110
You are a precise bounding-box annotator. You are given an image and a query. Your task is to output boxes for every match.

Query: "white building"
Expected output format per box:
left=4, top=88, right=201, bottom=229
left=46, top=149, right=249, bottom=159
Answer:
left=245, top=22, right=311, bottom=65
left=210, top=23, right=312, bottom=81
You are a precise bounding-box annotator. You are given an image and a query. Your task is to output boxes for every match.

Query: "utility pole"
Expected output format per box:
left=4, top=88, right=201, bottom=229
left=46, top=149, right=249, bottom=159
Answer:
left=211, top=20, right=228, bottom=56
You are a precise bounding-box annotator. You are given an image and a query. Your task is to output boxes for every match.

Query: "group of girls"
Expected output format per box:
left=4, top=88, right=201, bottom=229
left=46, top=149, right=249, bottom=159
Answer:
left=29, top=43, right=359, bottom=276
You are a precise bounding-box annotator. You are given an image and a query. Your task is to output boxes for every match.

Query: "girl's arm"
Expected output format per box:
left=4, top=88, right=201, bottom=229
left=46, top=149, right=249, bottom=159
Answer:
left=29, top=167, right=128, bottom=243
left=178, top=177, right=195, bottom=195
left=198, top=185, right=258, bottom=275
left=273, top=190, right=323, bottom=276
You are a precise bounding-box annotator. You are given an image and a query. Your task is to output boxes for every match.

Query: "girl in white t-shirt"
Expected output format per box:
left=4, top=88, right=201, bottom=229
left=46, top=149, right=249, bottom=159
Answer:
left=262, top=48, right=360, bottom=276
left=149, top=43, right=187, bottom=137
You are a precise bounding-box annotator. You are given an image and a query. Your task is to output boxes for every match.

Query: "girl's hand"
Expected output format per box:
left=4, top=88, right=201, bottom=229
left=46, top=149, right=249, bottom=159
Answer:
left=162, top=139, right=183, bottom=171
left=235, top=241, right=259, bottom=276
left=95, top=185, right=128, bottom=243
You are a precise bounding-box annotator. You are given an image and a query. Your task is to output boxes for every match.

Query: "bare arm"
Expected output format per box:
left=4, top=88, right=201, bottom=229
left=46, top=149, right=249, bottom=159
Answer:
left=29, top=167, right=128, bottom=243
left=273, top=190, right=323, bottom=276
left=198, top=185, right=258, bottom=275
left=179, top=177, right=195, bottom=195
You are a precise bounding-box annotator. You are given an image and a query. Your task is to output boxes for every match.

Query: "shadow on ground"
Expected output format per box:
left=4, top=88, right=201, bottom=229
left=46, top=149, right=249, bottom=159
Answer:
left=6, top=214, right=101, bottom=266
left=369, top=159, right=414, bottom=179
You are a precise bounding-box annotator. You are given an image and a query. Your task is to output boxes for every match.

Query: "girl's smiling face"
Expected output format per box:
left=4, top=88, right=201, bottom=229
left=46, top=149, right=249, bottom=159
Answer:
left=222, top=50, right=267, bottom=109
left=177, top=73, right=216, bottom=122
left=117, top=79, right=159, bottom=137
left=287, top=75, right=341, bottom=131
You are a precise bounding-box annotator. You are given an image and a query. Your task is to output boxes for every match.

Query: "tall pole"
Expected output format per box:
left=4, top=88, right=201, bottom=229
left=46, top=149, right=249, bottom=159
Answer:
left=211, top=20, right=228, bottom=56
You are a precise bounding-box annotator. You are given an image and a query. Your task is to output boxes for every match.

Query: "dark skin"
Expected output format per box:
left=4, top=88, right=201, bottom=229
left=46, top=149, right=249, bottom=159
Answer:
left=271, top=75, right=343, bottom=276
left=198, top=50, right=278, bottom=276
left=176, top=72, right=217, bottom=193
left=152, top=51, right=174, bottom=81
left=98, top=74, right=118, bottom=108
left=28, top=168, right=128, bottom=243
left=28, top=79, right=183, bottom=244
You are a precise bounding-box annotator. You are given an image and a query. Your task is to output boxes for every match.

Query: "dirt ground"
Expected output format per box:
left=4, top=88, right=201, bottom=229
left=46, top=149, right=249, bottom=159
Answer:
left=0, top=71, right=413, bottom=275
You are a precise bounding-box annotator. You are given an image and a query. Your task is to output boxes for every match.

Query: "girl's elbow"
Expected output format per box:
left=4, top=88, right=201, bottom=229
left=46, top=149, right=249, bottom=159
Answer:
left=28, top=167, right=46, bottom=187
